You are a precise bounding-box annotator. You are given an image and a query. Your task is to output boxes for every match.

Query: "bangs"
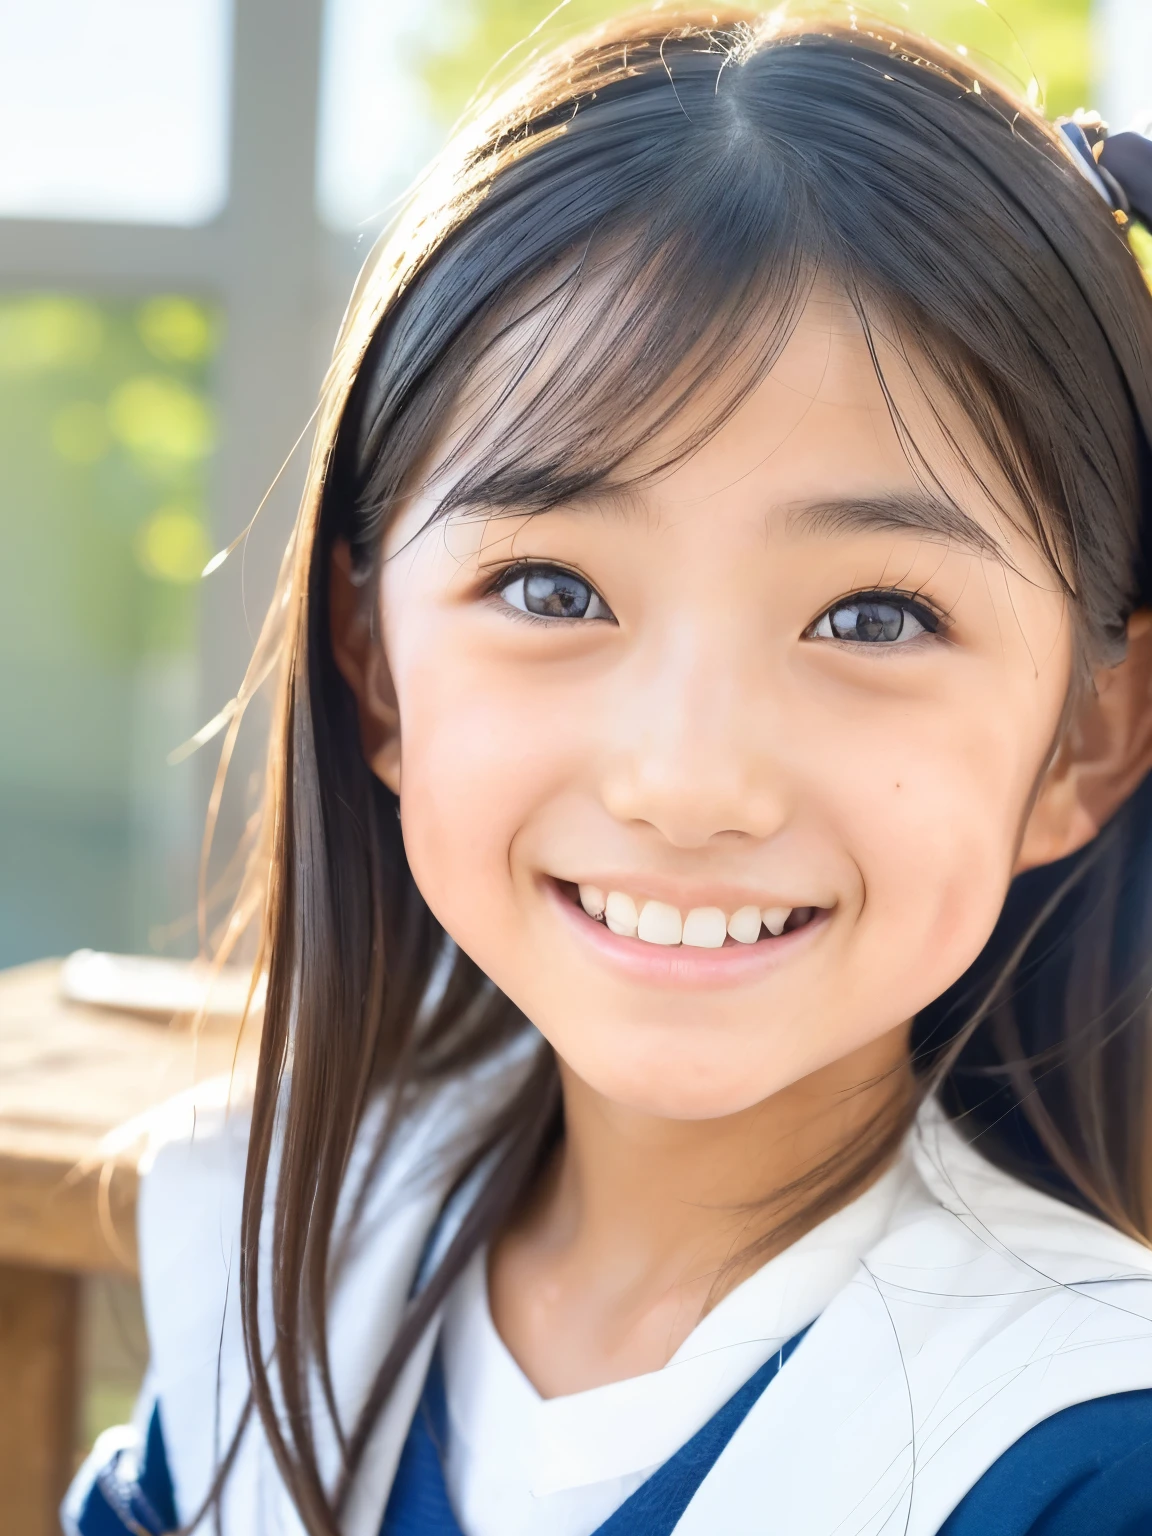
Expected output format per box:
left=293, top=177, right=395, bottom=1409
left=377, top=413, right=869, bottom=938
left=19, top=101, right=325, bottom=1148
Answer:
left=360, top=215, right=1067, bottom=645
left=346, top=99, right=825, bottom=550
left=419, top=219, right=819, bottom=522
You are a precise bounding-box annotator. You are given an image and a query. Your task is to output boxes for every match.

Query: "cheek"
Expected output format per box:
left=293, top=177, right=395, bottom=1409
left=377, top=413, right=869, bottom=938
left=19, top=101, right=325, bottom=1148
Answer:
left=823, top=696, right=1050, bottom=1011
left=388, top=623, right=568, bottom=944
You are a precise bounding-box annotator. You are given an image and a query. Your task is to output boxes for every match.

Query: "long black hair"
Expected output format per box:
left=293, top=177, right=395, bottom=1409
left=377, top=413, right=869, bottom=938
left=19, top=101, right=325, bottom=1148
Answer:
left=221, top=11, right=1152, bottom=1532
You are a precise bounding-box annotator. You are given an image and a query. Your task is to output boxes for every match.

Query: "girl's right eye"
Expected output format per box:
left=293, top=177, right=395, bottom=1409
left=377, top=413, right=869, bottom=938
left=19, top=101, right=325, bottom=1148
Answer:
left=495, top=564, right=615, bottom=622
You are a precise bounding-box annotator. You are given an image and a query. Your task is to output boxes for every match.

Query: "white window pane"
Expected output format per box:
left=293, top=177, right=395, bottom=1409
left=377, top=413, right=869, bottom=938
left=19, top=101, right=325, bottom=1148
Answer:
left=316, top=0, right=442, bottom=232
left=0, top=0, right=232, bottom=226
left=1097, top=0, right=1152, bottom=130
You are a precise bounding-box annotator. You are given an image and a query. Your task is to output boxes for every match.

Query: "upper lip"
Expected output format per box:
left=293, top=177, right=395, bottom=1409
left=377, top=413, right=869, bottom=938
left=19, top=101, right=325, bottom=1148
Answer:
left=550, top=872, right=828, bottom=912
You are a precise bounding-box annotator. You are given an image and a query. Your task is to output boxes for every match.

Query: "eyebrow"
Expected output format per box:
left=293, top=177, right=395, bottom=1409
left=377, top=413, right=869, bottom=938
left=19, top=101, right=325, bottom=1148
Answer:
left=785, top=492, right=1006, bottom=561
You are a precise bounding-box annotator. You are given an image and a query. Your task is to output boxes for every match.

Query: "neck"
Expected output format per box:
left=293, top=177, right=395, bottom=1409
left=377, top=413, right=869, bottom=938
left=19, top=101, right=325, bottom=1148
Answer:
left=488, top=1025, right=913, bottom=1397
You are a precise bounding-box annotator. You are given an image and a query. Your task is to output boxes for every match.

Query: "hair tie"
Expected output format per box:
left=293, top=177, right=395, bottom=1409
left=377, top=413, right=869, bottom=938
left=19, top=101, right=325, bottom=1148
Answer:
left=1058, top=113, right=1152, bottom=228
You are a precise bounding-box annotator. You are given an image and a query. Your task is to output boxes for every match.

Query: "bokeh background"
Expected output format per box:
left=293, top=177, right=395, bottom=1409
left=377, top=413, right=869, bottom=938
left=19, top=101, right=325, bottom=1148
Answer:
left=0, top=0, right=1147, bottom=1467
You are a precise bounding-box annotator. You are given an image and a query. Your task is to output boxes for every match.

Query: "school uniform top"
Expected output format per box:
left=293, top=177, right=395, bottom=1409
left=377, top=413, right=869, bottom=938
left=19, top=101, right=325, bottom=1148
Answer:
left=63, top=1061, right=1152, bottom=1535
left=435, top=1163, right=907, bottom=1536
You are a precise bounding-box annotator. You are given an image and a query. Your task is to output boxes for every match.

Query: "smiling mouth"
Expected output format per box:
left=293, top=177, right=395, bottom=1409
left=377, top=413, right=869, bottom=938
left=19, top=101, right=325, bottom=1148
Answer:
left=556, top=881, right=824, bottom=949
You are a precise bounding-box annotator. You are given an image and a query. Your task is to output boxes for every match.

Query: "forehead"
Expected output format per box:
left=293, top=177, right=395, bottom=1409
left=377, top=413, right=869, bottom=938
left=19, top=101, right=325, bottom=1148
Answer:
left=390, top=282, right=1041, bottom=574
left=658, top=294, right=909, bottom=498
left=637, top=293, right=1011, bottom=527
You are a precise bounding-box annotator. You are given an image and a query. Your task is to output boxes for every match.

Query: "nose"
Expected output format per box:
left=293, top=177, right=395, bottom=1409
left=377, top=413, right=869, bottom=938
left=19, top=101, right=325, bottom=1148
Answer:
left=598, top=623, right=789, bottom=848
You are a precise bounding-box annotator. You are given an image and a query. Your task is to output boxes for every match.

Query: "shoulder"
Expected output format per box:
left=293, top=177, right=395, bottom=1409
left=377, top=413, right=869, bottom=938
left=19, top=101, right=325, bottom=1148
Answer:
left=938, top=1387, right=1152, bottom=1535
left=909, top=1104, right=1152, bottom=1282
left=136, top=1041, right=534, bottom=1307
left=137, top=1027, right=540, bottom=1233
left=673, top=1106, right=1152, bottom=1536
left=900, top=1103, right=1152, bottom=1331
left=892, top=1129, right=1152, bottom=1532
left=133, top=1082, right=263, bottom=1526
left=134, top=1043, right=538, bottom=1524
left=62, top=1393, right=177, bottom=1536
left=881, top=1105, right=1152, bottom=1534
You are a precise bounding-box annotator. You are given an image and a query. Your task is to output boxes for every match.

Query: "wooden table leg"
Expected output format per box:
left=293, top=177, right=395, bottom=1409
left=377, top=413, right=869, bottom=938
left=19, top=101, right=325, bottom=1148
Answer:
left=0, top=1263, right=79, bottom=1536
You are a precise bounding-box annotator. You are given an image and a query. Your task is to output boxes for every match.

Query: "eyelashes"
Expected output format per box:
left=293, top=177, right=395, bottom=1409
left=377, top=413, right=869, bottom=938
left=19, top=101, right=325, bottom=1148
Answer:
left=485, top=561, right=947, bottom=647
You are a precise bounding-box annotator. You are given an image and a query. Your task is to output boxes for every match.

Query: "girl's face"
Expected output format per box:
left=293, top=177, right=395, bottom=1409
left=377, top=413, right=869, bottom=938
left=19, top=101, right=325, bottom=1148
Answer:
left=349, top=296, right=1082, bottom=1118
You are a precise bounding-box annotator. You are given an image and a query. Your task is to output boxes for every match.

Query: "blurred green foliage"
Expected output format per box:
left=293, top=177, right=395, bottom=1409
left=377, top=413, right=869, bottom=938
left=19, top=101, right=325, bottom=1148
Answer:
left=0, top=294, right=218, bottom=667
left=418, top=0, right=1093, bottom=126
left=0, top=293, right=218, bottom=964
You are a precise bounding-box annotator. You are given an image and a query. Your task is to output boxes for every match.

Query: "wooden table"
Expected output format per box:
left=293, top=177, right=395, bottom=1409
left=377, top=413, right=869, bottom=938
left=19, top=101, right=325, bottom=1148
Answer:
left=0, top=960, right=258, bottom=1536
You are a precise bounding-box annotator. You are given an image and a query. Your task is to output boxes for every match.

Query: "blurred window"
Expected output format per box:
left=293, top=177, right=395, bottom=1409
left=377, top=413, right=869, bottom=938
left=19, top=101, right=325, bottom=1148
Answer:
left=315, top=0, right=1097, bottom=239
left=0, top=292, right=220, bottom=965
left=1097, top=0, right=1152, bottom=128
left=315, top=0, right=442, bottom=231
left=0, top=0, right=232, bottom=224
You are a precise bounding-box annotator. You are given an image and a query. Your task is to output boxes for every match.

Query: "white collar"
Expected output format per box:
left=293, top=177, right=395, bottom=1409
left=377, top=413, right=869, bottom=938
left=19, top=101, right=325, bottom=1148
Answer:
left=441, top=1151, right=911, bottom=1498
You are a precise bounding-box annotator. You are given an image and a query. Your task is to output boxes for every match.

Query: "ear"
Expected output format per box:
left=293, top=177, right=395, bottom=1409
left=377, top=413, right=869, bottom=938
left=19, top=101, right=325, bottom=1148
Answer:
left=329, top=539, right=402, bottom=794
left=1015, top=610, right=1152, bottom=873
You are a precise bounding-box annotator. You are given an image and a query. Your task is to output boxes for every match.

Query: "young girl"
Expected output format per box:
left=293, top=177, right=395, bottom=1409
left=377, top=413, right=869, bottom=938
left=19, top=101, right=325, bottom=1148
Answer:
left=66, top=9, right=1152, bottom=1536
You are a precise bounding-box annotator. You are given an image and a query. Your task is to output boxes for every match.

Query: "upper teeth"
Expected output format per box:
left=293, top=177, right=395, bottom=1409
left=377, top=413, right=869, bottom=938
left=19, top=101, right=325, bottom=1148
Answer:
left=580, top=886, right=795, bottom=947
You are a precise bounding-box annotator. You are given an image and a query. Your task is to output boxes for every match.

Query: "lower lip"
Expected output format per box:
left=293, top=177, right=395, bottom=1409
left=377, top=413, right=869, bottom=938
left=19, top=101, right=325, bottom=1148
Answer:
left=544, top=881, right=829, bottom=991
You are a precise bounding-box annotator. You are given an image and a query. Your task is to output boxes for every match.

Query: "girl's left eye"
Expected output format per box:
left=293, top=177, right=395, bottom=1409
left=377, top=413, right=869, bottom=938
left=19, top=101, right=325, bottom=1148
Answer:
left=495, top=564, right=614, bottom=622
left=807, top=592, right=940, bottom=645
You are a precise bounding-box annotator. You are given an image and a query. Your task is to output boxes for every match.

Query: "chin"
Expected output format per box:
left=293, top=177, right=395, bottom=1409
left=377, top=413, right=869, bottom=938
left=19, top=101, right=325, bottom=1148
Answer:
left=574, top=1056, right=784, bottom=1121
